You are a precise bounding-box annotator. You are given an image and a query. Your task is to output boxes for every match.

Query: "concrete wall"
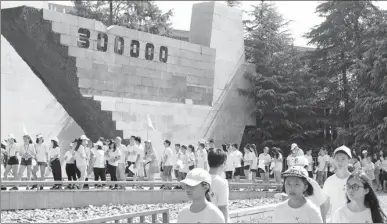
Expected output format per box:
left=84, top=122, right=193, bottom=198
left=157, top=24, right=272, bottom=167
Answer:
left=1, top=190, right=276, bottom=210
left=1, top=2, right=255, bottom=146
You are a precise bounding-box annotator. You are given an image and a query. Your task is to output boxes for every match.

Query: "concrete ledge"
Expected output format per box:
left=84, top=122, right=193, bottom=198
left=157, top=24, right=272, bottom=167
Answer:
left=1, top=190, right=276, bottom=210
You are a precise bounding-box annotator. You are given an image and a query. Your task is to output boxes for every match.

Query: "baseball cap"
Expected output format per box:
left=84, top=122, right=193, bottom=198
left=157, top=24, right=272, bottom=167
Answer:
left=50, top=136, right=59, bottom=143
left=23, top=133, right=31, bottom=139
left=94, top=141, right=103, bottom=147
left=115, top=136, right=122, bottom=141
left=333, top=145, right=352, bottom=158
left=291, top=143, right=298, bottom=151
left=282, top=166, right=309, bottom=179
left=7, top=134, right=15, bottom=140
left=36, top=134, right=44, bottom=139
left=180, top=168, right=212, bottom=187
left=80, top=135, right=90, bottom=141
left=198, top=139, right=207, bottom=144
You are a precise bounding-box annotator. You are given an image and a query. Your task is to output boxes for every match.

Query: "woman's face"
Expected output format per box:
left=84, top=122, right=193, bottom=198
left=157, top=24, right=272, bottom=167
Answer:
left=82, top=139, right=87, bottom=146
left=284, top=177, right=308, bottom=199
left=346, top=177, right=368, bottom=201
left=181, top=147, right=187, bottom=153
left=23, top=136, right=30, bottom=144
left=185, top=183, right=207, bottom=201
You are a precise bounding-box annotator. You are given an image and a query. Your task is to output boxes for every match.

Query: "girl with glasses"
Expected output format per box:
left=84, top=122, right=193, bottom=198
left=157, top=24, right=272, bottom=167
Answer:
left=332, top=171, right=386, bottom=223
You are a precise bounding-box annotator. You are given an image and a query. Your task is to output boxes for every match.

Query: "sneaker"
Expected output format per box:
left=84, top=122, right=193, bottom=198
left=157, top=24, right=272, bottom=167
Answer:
left=39, top=186, right=44, bottom=190
left=30, top=184, right=37, bottom=190
left=173, top=186, right=180, bottom=190
left=26, top=187, right=30, bottom=190
left=10, top=186, right=18, bottom=190
left=1, top=186, right=7, bottom=191
left=160, top=184, right=165, bottom=189
left=108, top=185, right=113, bottom=190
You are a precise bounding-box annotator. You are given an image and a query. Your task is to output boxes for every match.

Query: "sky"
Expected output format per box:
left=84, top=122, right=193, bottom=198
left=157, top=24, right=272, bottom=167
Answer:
left=2, top=1, right=387, bottom=47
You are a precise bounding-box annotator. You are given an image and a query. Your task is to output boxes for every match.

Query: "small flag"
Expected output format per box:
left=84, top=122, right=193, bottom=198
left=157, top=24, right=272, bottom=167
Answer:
left=147, top=114, right=155, bottom=131
left=22, top=123, right=28, bottom=135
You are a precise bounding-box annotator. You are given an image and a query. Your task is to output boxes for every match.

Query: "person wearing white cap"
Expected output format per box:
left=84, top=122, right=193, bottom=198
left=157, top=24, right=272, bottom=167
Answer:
left=2, top=134, right=20, bottom=190
left=91, top=141, right=106, bottom=188
left=74, top=135, right=89, bottom=189
left=30, top=134, right=50, bottom=190
left=115, top=136, right=128, bottom=190
left=317, top=148, right=330, bottom=187
left=322, top=145, right=352, bottom=222
left=272, top=166, right=323, bottom=223
left=63, top=140, right=78, bottom=189
left=15, top=134, right=37, bottom=190
left=48, top=136, right=62, bottom=190
left=177, top=168, right=225, bottom=223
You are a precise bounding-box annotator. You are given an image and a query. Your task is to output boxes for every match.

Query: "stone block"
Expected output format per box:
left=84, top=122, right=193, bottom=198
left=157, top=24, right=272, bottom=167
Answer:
left=122, top=65, right=136, bottom=75
left=51, top=21, right=70, bottom=35
left=92, top=80, right=107, bottom=91
left=75, top=58, right=93, bottom=70
left=114, top=55, right=130, bottom=65
left=78, top=17, right=95, bottom=30
left=125, top=29, right=139, bottom=39
left=153, top=62, right=168, bottom=72
left=78, top=77, right=91, bottom=89
left=138, top=31, right=153, bottom=43
left=116, top=102, right=130, bottom=112
left=107, top=64, right=122, bottom=74
left=43, top=9, right=61, bottom=23
left=165, top=37, right=181, bottom=49
left=181, top=41, right=201, bottom=53
left=127, top=75, right=142, bottom=85
left=60, top=13, right=79, bottom=26
left=185, top=99, right=193, bottom=104
left=68, top=46, right=86, bottom=58
left=95, top=21, right=107, bottom=32
left=201, top=46, right=216, bottom=56
left=141, top=77, right=155, bottom=87
left=107, top=25, right=126, bottom=37
left=92, top=62, right=109, bottom=73
left=69, top=25, right=80, bottom=37
left=77, top=68, right=93, bottom=79
left=101, top=100, right=117, bottom=112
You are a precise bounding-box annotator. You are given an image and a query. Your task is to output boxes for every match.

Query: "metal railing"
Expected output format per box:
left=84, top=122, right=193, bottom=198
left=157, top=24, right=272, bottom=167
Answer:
left=73, top=208, right=169, bottom=223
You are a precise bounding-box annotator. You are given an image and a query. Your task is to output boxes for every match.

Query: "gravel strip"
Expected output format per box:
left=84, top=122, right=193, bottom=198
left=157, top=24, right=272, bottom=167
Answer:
left=1, top=198, right=282, bottom=223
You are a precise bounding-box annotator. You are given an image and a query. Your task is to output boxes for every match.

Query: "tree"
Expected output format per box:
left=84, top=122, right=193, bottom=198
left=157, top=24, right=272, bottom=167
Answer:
left=226, top=1, right=242, bottom=8
left=241, top=2, right=325, bottom=155
left=71, top=1, right=174, bottom=36
left=304, top=1, right=380, bottom=132
left=338, top=9, right=387, bottom=153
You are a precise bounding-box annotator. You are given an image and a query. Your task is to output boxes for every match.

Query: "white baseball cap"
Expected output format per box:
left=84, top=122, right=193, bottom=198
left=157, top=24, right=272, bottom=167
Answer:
left=36, top=134, right=44, bottom=139
left=80, top=135, right=90, bottom=141
left=334, top=145, right=352, bottom=158
left=50, top=136, right=59, bottom=143
left=94, top=141, right=103, bottom=147
left=7, top=134, right=15, bottom=140
left=291, top=143, right=298, bottom=151
left=282, top=166, right=309, bottom=179
left=180, top=168, right=211, bottom=187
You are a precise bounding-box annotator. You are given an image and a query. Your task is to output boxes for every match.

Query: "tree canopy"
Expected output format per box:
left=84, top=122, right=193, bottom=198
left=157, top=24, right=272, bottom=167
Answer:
left=71, top=0, right=174, bottom=36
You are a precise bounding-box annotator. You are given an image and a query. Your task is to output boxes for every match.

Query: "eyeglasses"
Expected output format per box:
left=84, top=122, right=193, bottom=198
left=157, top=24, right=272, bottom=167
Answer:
left=345, top=184, right=364, bottom=191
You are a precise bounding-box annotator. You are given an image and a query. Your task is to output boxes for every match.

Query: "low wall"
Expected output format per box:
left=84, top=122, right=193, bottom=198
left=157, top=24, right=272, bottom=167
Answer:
left=1, top=190, right=276, bottom=210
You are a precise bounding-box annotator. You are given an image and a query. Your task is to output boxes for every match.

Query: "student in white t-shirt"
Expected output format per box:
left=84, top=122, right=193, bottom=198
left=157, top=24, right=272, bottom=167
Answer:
left=322, top=145, right=352, bottom=222
left=272, top=166, right=323, bottom=223
left=243, top=144, right=254, bottom=182
left=250, top=144, right=258, bottom=183
left=270, top=147, right=283, bottom=191
left=305, top=149, right=314, bottom=178
left=177, top=168, right=225, bottom=223
left=208, top=148, right=231, bottom=222
left=161, top=140, right=174, bottom=190
left=126, top=136, right=137, bottom=181
left=106, top=141, right=120, bottom=189
left=332, top=170, right=386, bottom=223
left=31, top=134, right=49, bottom=190
left=258, top=147, right=272, bottom=191
left=317, top=148, right=329, bottom=186
left=224, top=145, right=235, bottom=183
left=134, top=136, right=145, bottom=189
left=231, top=143, right=242, bottom=184
left=196, top=143, right=209, bottom=171
left=91, top=141, right=106, bottom=188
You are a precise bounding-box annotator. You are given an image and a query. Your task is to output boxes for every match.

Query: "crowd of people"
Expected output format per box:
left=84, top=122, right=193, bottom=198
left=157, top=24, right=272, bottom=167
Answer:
left=1, top=133, right=387, bottom=223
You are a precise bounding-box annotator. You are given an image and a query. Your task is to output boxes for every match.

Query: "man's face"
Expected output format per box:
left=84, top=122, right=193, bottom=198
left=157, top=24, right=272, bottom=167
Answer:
left=263, top=147, right=269, bottom=154
left=164, top=142, right=168, bottom=148
left=175, top=145, right=180, bottom=151
left=307, top=150, right=312, bottom=155
left=129, top=137, right=134, bottom=145
left=334, top=153, right=350, bottom=168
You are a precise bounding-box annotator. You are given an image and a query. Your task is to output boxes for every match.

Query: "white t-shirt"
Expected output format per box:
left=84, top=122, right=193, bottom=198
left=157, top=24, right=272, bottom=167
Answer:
left=64, top=150, right=76, bottom=164
left=332, top=204, right=372, bottom=223
left=305, top=154, right=313, bottom=171
left=259, top=153, right=271, bottom=166
left=210, top=174, right=230, bottom=222
left=318, top=155, right=329, bottom=171
left=49, top=147, right=61, bottom=161
left=91, top=148, right=105, bottom=168
left=274, top=153, right=283, bottom=171
left=177, top=203, right=225, bottom=223
left=323, top=174, right=349, bottom=218
left=173, top=150, right=180, bottom=170
left=6, top=143, right=19, bottom=157
left=233, top=150, right=243, bottom=168
left=163, top=147, right=174, bottom=166
left=117, top=144, right=127, bottom=164
left=287, top=155, right=296, bottom=168
left=272, top=199, right=323, bottom=223
left=107, top=148, right=121, bottom=166
left=74, top=145, right=87, bottom=166
left=243, top=151, right=255, bottom=166
left=19, top=144, right=36, bottom=159
left=136, top=144, right=145, bottom=163
left=35, top=143, right=49, bottom=162
left=127, top=145, right=137, bottom=162
left=196, top=149, right=208, bottom=170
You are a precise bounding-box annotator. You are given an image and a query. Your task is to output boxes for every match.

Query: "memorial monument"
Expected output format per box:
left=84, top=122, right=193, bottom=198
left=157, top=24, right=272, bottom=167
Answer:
left=1, top=2, right=255, bottom=151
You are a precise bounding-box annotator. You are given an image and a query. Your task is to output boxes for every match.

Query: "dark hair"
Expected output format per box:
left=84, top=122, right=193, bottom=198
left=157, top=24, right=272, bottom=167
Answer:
left=188, top=145, right=195, bottom=153
left=181, top=145, right=187, bottom=150
left=164, top=140, right=171, bottom=146
left=51, top=140, right=59, bottom=149
left=109, top=142, right=117, bottom=152
left=251, top=144, right=258, bottom=157
left=1, top=143, right=6, bottom=150
left=130, top=136, right=135, bottom=139
left=221, top=144, right=227, bottom=152
left=208, top=148, right=227, bottom=168
left=36, top=137, right=44, bottom=144
left=346, top=171, right=386, bottom=223
left=175, top=144, right=181, bottom=147
left=74, top=138, right=82, bottom=151
left=199, top=143, right=205, bottom=149
left=232, top=143, right=238, bottom=149
left=209, top=139, right=214, bottom=143
left=201, top=182, right=211, bottom=202
left=97, top=145, right=102, bottom=150
left=134, top=136, right=141, bottom=144
left=244, top=144, right=252, bottom=152
left=282, top=177, right=314, bottom=197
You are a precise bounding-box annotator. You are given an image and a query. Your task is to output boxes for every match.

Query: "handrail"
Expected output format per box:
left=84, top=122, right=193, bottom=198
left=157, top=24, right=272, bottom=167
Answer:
left=72, top=208, right=170, bottom=223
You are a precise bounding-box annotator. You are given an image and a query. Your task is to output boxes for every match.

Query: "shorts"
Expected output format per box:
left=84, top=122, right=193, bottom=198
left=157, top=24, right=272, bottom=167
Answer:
left=37, top=162, right=48, bottom=167
left=250, top=169, right=258, bottom=172
left=7, top=156, right=19, bottom=165
left=21, top=158, right=33, bottom=166
left=225, top=171, right=233, bottom=179
left=244, top=165, right=250, bottom=170
left=308, top=171, right=313, bottom=178
left=188, top=165, right=194, bottom=171
left=234, top=167, right=242, bottom=176
left=162, top=165, right=173, bottom=177
left=381, top=170, right=387, bottom=181
left=174, top=169, right=180, bottom=179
